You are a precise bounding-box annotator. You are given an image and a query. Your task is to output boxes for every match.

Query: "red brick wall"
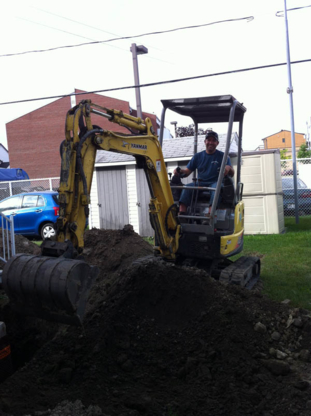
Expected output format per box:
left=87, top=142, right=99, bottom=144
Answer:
left=6, top=91, right=159, bottom=179
left=6, top=96, right=71, bottom=179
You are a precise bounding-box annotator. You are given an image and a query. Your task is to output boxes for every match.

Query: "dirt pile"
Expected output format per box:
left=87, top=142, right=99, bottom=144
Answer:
left=1, top=227, right=311, bottom=416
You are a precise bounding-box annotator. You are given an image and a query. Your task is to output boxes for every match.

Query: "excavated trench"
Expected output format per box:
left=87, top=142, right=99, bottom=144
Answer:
left=0, top=227, right=311, bottom=416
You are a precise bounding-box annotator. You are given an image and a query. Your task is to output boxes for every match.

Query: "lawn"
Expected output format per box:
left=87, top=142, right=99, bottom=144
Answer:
left=239, top=216, right=311, bottom=310
left=145, top=216, right=311, bottom=310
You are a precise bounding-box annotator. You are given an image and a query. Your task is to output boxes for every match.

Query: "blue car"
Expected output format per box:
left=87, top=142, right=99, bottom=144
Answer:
left=0, top=191, right=59, bottom=239
left=282, top=177, right=311, bottom=216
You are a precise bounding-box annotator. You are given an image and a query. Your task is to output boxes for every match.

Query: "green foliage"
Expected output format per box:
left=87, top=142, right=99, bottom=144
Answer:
left=176, top=124, right=212, bottom=138
left=280, top=149, right=290, bottom=160
left=297, top=144, right=311, bottom=159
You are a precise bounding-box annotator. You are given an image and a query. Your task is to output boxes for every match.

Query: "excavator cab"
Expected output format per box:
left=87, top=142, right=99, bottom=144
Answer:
left=159, top=95, right=260, bottom=286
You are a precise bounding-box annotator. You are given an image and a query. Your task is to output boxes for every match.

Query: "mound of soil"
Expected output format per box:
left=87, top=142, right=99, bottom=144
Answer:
left=1, top=227, right=311, bottom=416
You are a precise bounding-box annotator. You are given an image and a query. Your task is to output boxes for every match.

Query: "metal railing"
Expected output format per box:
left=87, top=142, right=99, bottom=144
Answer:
left=0, top=214, right=15, bottom=262
left=281, top=158, right=311, bottom=216
left=0, top=213, right=15, bottom=288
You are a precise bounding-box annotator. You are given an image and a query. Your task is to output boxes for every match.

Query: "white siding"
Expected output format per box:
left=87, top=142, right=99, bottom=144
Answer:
left=0, top=146, right=9, bottom=163
left=89, top=171, right=100, bottom=229
left=126, top=165, right=139, bottom=233
left=243, top=197, right=266, bottom=233
left=241, top=152, right=285, bottom=235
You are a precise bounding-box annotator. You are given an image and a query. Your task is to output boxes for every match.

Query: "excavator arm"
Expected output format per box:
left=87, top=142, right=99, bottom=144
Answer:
left=1, top=100, right=180, bottom=325
left=53, top=100, right=180, bottom=260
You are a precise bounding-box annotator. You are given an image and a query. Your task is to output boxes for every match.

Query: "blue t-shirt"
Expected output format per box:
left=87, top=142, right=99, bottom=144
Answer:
left=187, top=149, right=231, bottom=182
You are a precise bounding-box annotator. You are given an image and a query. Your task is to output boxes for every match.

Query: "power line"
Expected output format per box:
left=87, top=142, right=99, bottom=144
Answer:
left=17, top=16, right=173, bottom=64
left=31, top=6, right=166, bottom=53
left=276, top=4, right=311, bottom=16
left=0, top=15, right=254, bottom=58
left=0, top=58, right=310, bottom=107
left=17, top=17, right=128, bottom=52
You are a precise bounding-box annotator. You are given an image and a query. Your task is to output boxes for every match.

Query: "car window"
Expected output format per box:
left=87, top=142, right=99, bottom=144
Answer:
left=0, top=196, right=21, bottom=211
left=282, top=178, right=308, bottom=189
left=297, top=178, right=307, bottom=188
left=282, top=178, right=293, bottom=189
left=52, top=194, right=59, bottom=205
left=38, top=196, right=45, bottom=207
left=22, top=195, right=38, bottom=208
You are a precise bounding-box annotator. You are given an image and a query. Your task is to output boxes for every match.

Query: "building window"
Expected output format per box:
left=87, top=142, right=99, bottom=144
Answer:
left=282, top=138, right=285, bottom=143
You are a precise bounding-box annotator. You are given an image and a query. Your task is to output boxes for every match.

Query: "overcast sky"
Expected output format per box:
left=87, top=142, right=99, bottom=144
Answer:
left=1, top=0, right=311, bottom=152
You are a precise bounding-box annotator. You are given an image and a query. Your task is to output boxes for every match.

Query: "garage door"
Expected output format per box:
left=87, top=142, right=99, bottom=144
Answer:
left=96, top=167, right=129, bottom=229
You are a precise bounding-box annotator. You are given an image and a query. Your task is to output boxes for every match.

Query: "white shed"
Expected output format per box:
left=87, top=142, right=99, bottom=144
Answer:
left=238, top=150, right=285, bottom=234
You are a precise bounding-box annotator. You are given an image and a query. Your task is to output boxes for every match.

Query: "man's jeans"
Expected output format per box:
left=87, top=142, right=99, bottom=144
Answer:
left=179, top=181, right=220, bottom=208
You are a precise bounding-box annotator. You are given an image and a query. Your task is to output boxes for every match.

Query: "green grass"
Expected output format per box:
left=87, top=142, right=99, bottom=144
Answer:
left=237, top=216, right=311, bottom=310
left=145, top=216, right=311, bottom=310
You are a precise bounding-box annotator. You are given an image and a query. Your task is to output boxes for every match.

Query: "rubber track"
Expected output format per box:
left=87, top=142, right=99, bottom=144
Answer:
left=219, top=256, right=260, bottom=288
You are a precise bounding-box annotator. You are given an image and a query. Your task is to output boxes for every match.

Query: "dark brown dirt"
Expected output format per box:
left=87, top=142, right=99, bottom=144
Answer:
left=1, top=226, right=311, bottom=416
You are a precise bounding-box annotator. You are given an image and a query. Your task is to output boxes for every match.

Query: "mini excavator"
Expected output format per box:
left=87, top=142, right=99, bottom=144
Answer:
left=1, top=95, right=260, bottom=325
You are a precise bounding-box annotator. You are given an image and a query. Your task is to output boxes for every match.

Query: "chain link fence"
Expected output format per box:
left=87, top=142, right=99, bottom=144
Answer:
left=0, top=177, right=60, bottom=202
left=281, top=158, right=311, bottom=216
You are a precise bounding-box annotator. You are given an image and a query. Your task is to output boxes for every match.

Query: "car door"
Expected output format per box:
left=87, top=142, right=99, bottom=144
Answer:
left=0, top=195, right=22, bottom=231
left=17, top=195, right=45, bottom=235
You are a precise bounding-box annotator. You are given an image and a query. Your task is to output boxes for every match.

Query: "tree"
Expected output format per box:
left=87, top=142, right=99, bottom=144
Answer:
left=176, top=124, right=212, bottom=138
left=297, top=144, right=311, bottom=159
left=280, top=149, right=290, bottom=160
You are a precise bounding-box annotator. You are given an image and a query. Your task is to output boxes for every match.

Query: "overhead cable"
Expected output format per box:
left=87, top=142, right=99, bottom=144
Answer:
left=276, top=4, right=311, bottom=16
left=0, top=58, right=310, bottom=107
left=0, top=16, right=254, bottom=58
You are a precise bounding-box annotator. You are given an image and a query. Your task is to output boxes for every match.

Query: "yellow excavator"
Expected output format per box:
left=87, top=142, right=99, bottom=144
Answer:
left=1, top=95, right=260, bottom=326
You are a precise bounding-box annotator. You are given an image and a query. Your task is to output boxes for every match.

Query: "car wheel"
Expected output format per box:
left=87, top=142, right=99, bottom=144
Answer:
left=41, top=223, right=56, bottom=240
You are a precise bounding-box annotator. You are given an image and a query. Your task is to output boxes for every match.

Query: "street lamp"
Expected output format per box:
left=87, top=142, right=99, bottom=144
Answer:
left=130, top=43, right=148, bottom=119
left=170, top=121, right=178, bottom=138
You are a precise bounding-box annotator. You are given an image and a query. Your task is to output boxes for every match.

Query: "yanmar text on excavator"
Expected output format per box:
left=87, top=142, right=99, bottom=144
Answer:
left=1, top=95, right=260, bottom=326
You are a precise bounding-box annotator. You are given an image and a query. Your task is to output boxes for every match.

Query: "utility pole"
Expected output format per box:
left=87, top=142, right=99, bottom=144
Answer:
left=283, top=0, right=299, bottom=223
left=130, top=43, right=148, bottom=119
left=170, top=121, right=178, bottom=138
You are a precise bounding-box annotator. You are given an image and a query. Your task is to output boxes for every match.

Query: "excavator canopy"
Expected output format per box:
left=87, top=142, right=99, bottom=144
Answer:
left=161, top=95, right=246, bottom=124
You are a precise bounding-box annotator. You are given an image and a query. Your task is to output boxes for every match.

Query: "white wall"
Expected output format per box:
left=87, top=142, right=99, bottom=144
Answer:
left=126, top=165, right=139, bottom=233
left=241, top=152, right=284, bottom=235
left=0, top=146, right=9, bottom=163
left=89, top=171, right=100, bottom=229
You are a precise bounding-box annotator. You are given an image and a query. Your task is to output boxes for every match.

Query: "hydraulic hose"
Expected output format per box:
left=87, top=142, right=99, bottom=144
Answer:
left=76, top=128, right=104, bottom=208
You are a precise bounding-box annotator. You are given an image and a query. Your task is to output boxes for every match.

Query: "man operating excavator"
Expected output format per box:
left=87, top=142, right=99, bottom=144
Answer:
left=173, top=131, right=235, bottom=216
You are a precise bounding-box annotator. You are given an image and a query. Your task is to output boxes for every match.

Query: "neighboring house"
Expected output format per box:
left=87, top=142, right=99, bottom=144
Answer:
left=261, top=130, right=306, bottom=157
left=0, top=144, right=9, bottom=168
left=5, top=89, right=160, bottom=179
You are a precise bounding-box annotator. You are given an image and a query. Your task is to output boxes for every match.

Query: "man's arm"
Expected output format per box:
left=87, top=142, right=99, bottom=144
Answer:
left=173, top=167, right=192, bottom=178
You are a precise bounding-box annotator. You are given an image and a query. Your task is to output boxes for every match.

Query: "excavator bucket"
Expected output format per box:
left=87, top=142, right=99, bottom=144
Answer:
left=2, top=254, right=98, bottom=326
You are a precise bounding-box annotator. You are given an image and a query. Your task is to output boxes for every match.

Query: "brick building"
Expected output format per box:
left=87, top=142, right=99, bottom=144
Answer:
left=6, top=89, right=159, bottom=179
left=262, top=130, right=306, bottom=157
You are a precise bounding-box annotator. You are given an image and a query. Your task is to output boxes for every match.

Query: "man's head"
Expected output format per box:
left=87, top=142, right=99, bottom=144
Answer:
left=204, top=131, right=219, bottom=154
